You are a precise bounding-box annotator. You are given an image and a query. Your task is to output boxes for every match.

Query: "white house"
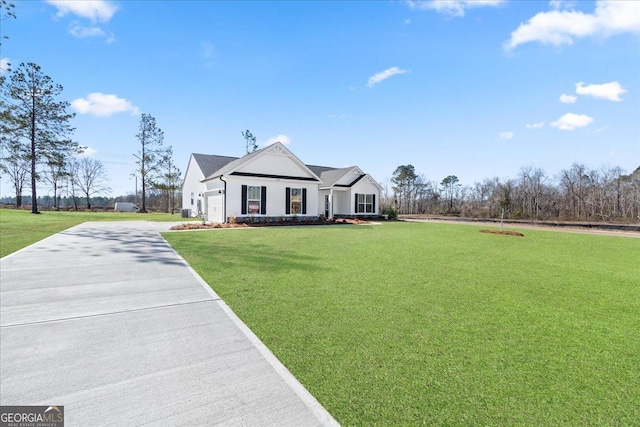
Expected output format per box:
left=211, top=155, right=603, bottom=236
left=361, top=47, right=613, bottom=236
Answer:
left=182, top=142, right=382, bottom=223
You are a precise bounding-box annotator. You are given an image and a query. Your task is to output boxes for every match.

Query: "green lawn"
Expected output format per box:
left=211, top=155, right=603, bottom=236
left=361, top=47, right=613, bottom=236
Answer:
left=163, top=222, right=640, bottom=426
left=0, top=208, right=190, bottom=257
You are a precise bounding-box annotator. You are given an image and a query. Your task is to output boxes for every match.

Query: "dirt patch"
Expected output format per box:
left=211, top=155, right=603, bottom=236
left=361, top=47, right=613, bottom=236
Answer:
left=480, top=229, right=524, bottom=237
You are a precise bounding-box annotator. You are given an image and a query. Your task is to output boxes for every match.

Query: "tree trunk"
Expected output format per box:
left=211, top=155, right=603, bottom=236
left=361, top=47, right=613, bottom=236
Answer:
left=30, top=95, right=39, bottom=214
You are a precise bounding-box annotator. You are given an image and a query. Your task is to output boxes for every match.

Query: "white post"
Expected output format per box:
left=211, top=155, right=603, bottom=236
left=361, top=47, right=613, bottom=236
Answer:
left=329, top=188, right=334, bottom=219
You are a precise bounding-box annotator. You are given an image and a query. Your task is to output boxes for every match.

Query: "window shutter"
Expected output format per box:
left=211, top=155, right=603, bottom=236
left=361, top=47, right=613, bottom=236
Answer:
left=355, top=193, right=359, bottom=214
left=285, top=187, right=291, bottom=214
left=261, top=186, right=267, bottom=215
left=302, top=188, right=307, bottom=215
left=372, top=194, right=376, bottom=213
left=241, top=185, right=247, bottom=215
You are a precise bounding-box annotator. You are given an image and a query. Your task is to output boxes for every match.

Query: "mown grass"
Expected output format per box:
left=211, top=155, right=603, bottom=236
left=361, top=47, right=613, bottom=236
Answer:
left=164, top=222, right=640, bottom=426
left=0, top=208, right=189, bottom=257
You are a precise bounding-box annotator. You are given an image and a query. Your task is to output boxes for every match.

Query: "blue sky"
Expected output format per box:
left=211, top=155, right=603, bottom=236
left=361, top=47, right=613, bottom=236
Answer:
left=2, top=0, right=639, bottom=197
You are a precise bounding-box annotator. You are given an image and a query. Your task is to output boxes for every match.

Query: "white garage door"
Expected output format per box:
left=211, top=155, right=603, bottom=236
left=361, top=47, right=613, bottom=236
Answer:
left=207, top=194, right=224, bottom=223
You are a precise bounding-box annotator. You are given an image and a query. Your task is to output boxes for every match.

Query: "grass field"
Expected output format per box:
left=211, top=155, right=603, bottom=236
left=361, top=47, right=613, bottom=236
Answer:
left=0, top=208, right=190, bottom=257
left=164, top=222, right=640, bottom=426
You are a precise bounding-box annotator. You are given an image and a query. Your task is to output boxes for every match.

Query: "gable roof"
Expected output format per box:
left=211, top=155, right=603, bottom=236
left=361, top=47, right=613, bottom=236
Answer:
left=190, top=144, right=380, bottom=188
left=192, top=153, right=238, bottom=178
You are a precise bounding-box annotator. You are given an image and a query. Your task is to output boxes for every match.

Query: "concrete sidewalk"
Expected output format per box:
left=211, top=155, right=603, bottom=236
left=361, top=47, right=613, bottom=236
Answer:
left=0, top=221, right=339, bottom=426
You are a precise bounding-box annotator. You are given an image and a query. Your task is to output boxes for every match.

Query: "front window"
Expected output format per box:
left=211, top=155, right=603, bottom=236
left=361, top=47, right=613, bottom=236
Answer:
left=290, top=188, right=302, bottom=214
left=357, top=194, right=374, bottom=213
left=247, top=186, right=261, bottom=214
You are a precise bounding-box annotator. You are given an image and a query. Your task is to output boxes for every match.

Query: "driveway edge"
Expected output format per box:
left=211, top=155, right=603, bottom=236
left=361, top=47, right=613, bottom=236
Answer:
left=158, top=233, right=341, bottom=427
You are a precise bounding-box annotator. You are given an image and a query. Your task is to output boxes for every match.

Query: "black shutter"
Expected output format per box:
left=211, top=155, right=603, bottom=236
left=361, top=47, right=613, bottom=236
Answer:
left=285, top=187, right=291, bottom=214
left=241, top=185, right=247, bottom=215
left=302, top=188, right=307, bottom=215
left=372, top=194, right=376, bottom=213
left=355, top=193, right=359, bottom=214
left=261, top=186, right=267, bottom=215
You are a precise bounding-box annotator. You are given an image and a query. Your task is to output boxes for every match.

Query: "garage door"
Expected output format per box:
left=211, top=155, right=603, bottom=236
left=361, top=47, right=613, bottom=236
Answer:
left=207, top=194, right=224, bottom=223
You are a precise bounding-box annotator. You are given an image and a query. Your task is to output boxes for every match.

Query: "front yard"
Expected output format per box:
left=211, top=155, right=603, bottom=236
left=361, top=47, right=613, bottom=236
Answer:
left=164, top=222, right=640, bottom=426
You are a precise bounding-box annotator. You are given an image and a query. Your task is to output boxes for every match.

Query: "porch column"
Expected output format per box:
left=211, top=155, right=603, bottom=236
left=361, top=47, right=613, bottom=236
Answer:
left=329, top=188, right=334, bottom=219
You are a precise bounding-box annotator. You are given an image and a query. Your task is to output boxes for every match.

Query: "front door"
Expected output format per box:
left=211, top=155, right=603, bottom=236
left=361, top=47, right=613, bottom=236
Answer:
left=325, top=195, right=330, bottom=218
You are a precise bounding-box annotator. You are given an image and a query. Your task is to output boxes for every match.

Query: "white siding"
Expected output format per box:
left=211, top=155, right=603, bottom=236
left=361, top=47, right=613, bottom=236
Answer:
left=225, top=176, right=318, bottom=219
left=351, top=178, right=381, bottom=215
left=181, top=155, right=206, bottom=217
left=235, top=151, right=312, bottom=178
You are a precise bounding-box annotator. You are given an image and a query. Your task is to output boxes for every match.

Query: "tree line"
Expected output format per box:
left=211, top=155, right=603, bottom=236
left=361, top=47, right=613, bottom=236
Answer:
left=1, top=62, right=181, bottom=214
left=384, top=163, right=640, bottom=222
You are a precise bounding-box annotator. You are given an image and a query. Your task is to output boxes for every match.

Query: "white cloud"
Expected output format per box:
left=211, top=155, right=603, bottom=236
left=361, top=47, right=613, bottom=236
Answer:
left=505, top=1, right=640, bottom=50
left=406, top=0, right=505, bottom=17
left=0, top=58, right=9, bottom=74
left=45, top=0, right=118, bottom=22
left=69, top=23, right=105, bottom=38
left=264, top=134, right=292, bottom=146
left=575, top=81, right=626, bottom=101
left=526, top=121, right=545, bottom=129
left=79, top=147, right=98, bottom=157
left=71, top=93, right=140, bottom=117
left=549, top=0, right=576, bottom=11
left=367, top=67, right=408, bottom=88
left=551, top=113, right=593, bottom=130
left=201, top=41, right=214, bottom=59
left=499, top=131, right=514, bottom=140
left=559, top=93, right=577, bottom=103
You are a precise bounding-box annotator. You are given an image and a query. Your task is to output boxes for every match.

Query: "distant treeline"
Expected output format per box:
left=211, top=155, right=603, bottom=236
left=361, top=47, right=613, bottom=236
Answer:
left=382, top=163, right=640, bottom=222
left=1, top=189, right=183, bottom=212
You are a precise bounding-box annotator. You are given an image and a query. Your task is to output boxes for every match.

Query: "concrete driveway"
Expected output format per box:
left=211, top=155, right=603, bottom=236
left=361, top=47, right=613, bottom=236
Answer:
left=0, top=221, right=339, bottom=426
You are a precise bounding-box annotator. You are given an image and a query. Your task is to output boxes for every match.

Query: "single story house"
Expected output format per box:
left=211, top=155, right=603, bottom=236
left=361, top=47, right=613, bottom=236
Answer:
left=182, top=142, right=382, bottom=223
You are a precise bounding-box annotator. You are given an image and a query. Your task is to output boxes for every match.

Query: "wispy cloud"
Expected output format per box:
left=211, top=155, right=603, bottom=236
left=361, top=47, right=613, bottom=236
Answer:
left=367, top=67, right=408, bottom=88
left=559, top=93, right=577, bottom=104
left=526, top=121, right=545, bottom=129
left=505, top=1, right=640, bottom=50
left=549, top=0, right=576, bottom=11
left=0, top=58, right=9, bottom=74
left=46, top=1, right=117, bottom=43
left=264, top=134, right=292, bottom=146
left=499, top=131, right=514, bottom=140
left=551, top=113, right=593, bottom=130
left=201, top=41, right=214, bottom=59
left=45, top=0, right=118, bottom=22
left=406, top=0, right=505, bottom=17
left=78, top=147, right=98, bottom=157
left=71, top=93, right=140, bottom=117
left=575, top=81, right=626, bottom=102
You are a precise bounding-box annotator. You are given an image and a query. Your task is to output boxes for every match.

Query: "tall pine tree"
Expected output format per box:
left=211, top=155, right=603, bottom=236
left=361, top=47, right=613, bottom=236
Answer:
left=2, top=62, right=78, bottom=213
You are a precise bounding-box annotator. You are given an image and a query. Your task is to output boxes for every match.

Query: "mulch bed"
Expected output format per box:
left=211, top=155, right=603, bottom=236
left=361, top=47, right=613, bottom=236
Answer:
left=480, top=229, right=524, bottom=237
left=170, top=218, right=369, bottom=231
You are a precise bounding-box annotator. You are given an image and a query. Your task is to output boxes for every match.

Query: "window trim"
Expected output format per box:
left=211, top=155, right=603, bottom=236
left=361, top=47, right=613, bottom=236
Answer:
left=355, top=193, right=376, bottom=214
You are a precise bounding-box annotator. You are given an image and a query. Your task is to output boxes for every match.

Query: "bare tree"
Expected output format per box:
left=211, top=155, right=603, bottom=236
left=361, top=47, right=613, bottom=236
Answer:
left=0, top=138, right=29, bottom=207
left=153, top=146, right=181, bottom=214
left=74, top=157, right=111, bottom=209
left=43, top=152, right=68, bottom=209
